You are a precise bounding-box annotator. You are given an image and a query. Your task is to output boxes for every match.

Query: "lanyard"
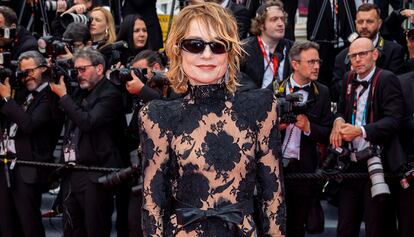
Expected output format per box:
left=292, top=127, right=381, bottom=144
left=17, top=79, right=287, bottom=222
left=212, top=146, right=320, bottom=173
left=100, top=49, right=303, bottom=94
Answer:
left=257, top=36, right=278, bottom=80
left=351, top=86, right=369, bottom=126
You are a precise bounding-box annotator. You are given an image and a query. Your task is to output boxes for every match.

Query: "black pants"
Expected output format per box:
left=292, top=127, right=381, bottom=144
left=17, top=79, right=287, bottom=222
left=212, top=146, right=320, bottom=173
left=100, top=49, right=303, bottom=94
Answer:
left=0, top=170, right=44, bottom=237
left=389, top=179, right=414, bottom=237
left=337, top=178, right=396, bottom=237
left=62, top=175, right=114, bottom=237
left=284, top=159, right=321, bottom=237
left=128, top=190, right=143, bottom=237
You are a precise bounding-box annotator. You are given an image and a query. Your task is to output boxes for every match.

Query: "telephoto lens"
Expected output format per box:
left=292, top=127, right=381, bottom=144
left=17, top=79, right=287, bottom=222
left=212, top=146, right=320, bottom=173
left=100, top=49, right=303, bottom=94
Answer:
left=367, top=156, right=390, bottom=198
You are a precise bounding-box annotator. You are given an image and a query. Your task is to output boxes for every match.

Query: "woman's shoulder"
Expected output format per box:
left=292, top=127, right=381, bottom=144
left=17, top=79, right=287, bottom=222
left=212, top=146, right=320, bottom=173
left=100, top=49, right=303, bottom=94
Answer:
left=234, top=88, right=275, bottom=108
left=139, top=98, right=183, bottom=127
left=231, top=89, right=276, bottom=130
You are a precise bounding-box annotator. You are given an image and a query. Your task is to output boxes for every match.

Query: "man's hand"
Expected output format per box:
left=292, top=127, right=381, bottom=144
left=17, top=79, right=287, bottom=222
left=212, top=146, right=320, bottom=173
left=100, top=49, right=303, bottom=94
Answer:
left=407, top=36, right=414, bottom=59
left=62, top=4, right=87, bottom=15
left=401, top=9, right=414, bottom=24
left=50, top=76, right=67, bottom=98
left=330, top=118, right=345, bottom=148
left=125, top=70, right=145, bottom=95
left=0, top=78, right=11, bottom=98
left=339, top=123, right=362, bottom=142
left=295, top=114, right=310, bottom=133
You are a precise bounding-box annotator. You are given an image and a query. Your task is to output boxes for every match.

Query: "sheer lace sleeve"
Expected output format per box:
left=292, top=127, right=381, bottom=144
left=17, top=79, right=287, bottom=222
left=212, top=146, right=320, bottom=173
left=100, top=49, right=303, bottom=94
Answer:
left=139, top=103, right=170, bottom=237
left=256, top=99, right=286, bottom=236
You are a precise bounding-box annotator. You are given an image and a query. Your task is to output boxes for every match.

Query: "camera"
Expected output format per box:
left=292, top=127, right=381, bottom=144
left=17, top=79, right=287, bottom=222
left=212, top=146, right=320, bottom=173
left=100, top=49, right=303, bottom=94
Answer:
left=0, top=27, right=16, bottom=40
left=98, top=163, right=140, bottom=188
left=61, top=13, right=90, bottom=28
left=0, top=51, right=20, bottom=89
left=276, top=93, right=309, bottom=124
left=49, top=59, right=78, bottom=86
left=109, top=68, right=146, bottom=85
left=109, top=67, right=170, bottom=91
left=356, top=146, right=390, bottom=198
left=318, top=145, right=352, bottom=175
left=38, top=36, right=74, bottom=57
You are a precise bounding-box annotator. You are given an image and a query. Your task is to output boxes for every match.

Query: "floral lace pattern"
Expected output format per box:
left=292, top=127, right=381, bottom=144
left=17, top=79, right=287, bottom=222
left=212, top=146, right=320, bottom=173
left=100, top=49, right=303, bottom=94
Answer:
left=139, top=84, right=286, bottom=237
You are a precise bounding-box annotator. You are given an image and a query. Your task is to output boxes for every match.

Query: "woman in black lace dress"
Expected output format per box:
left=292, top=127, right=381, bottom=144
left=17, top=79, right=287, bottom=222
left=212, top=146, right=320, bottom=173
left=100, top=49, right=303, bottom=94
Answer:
left=139, top=3, right=286, bottom=236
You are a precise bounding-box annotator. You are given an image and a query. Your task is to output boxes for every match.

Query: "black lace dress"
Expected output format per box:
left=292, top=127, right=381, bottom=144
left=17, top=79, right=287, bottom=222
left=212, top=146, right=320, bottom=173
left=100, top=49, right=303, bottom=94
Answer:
left=139, top=83, right=286, bottom=236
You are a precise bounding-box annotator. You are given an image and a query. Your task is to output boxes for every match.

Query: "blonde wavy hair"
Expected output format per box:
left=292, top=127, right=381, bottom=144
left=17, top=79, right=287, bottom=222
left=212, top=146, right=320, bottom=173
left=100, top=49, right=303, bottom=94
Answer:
left=90, top=7, right=116, bottom=49
left=165, top=2, right=243, bottom=94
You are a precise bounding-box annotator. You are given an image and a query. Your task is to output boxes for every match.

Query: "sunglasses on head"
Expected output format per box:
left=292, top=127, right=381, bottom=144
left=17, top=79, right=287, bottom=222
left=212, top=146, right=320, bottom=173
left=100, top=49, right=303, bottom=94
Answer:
left=179, top=39, right=230, bottom=54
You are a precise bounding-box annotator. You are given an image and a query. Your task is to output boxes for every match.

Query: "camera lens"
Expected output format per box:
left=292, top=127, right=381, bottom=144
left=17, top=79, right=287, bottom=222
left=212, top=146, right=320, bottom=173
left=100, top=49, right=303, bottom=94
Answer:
left=367, top=156, right=390, bottom=198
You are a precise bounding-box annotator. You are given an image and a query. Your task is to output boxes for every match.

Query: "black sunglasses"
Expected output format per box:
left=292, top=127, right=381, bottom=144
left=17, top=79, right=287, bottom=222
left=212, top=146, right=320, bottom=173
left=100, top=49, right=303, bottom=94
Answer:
left=179, top=39, right=230, bottom=54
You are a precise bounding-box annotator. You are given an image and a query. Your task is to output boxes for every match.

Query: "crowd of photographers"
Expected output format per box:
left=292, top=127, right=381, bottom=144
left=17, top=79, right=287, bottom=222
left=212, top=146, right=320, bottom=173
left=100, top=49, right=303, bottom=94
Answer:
left=0, top=0, right=413, bottom=236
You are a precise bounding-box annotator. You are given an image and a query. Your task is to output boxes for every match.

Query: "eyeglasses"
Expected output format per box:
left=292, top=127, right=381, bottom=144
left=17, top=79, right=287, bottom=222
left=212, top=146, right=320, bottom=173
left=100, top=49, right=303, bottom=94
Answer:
left=296, top=59, right=323, bottom=66
left=348, top=49, right=374, bottom=60
left=179, top=39, right=230, bottom=54
left=74, top=65, right=95, bottom=73
left=20, top=66, right=43, bottom=76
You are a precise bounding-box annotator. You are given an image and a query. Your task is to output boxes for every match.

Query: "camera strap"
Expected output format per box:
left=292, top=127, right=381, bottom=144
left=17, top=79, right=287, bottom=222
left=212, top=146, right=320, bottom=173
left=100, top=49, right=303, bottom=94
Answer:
left=257, top=36, right=278, bottom=82
left=344, top=69, right=383, bottom=124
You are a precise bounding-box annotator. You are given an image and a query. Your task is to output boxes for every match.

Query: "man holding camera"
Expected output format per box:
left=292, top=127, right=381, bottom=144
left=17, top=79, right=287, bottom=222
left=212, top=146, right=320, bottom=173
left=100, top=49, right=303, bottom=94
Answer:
left=276, top=41, right=331, bottom=237
left=0, top=6, right=37, bottom=61
left=330, top=37, right=405, bottom=237
left=0, top=51, right=64, bottom=237
left=50, top=47, right=126, bottom=236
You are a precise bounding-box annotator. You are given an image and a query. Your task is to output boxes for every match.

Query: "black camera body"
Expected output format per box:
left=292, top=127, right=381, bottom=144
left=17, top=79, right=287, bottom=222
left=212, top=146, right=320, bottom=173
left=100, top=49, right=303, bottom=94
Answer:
left=109, top=68, right=147, bottom=85
left=109, top=68, right=170, bottom=92
left=49, top=59, right=78, bottom=86
left=38, top=36, right=74, bottom=57
left=0, top=27, right=16, bottom=40
left=0, top=51, right=20, bottom=89
left=276, top=93, right=309, bottom=124
left=319, top=146, right=352, bottom=174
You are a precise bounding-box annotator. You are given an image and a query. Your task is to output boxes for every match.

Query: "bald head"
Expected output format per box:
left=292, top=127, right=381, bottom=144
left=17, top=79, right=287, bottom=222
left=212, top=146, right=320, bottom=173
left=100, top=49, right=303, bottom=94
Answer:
left=349, top=37, right=374, bottom=53
left=348, top=37, right=378, bottom=78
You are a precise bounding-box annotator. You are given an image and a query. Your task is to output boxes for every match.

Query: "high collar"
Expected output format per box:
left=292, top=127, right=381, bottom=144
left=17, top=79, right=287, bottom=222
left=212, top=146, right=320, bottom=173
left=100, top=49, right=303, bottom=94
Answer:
left=187, top=82, right=228, bottom=105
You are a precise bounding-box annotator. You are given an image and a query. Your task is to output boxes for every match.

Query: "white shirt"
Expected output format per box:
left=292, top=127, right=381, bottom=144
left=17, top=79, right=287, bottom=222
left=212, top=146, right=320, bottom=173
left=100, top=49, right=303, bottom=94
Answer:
left=282, top=75, right=311, bottom=160
left=350, top=67, right=376, bottom=160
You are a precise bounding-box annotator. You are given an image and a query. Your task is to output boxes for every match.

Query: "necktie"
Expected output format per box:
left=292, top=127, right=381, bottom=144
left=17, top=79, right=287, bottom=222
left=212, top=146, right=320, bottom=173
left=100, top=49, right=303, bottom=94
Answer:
left=292, top=85, right=310, bottom=93
left=352, top=79, right=369, bottom=89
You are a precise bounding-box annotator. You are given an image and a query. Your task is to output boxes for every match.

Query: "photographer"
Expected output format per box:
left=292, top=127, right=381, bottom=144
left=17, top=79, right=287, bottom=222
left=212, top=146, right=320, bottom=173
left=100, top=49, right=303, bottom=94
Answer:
left=50, top=47, right=126, bottom=236
left=276, top=41, right=331, bottom=237
left=0, top=50, right=64, bottom=237
left=330, top=37, right=405, bottom=237
left=0, top=6, right=37, bottom=60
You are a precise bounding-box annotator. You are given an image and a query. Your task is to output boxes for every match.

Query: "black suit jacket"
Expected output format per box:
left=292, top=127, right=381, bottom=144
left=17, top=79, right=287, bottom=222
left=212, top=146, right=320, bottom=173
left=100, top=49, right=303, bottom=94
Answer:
left=60, top=78, right=126, bottom=181
left=336, top=68, right=405, bottom=171
left=227, top=1, right=250, bottom=40
left=240, top=36, right=293, bottom=89
left=280, top=81, right=332, bottom=172
left=10, top=27, right=38, bottom=61
left=398, top=71, right=414, bottom=161
left=307, top=0, right=356, bottom=44
left=122, top=0, right=163, bottom=50
left=331, top=37, right=405, bottom=102
left=0, top=86, right=64, bottom=184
